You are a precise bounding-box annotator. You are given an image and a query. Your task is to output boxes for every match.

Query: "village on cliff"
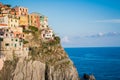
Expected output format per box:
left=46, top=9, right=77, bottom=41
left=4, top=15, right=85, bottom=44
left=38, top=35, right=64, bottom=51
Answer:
left=0, top=2, right=55, bottom=63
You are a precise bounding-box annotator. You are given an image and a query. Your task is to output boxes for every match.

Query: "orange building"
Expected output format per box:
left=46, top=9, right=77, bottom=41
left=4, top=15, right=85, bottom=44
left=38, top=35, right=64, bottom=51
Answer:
left=14, top=6, right=28, bottom=16
left=10, top=8, right=19, bottom=16
left=28, top=13, right=40, bottom=28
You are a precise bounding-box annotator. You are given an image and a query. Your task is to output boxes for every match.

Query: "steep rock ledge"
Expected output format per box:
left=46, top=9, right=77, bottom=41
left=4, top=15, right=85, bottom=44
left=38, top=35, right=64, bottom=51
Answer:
left=0, top=29, right=80, bottom=80
left=0, top=57, right=79, bottom=80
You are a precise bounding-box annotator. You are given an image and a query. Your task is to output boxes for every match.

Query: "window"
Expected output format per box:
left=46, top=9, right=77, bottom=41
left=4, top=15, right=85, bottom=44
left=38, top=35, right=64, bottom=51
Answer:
left=0, top=38, right=3, bottom=41
left=6, top=29, right=9, bottom=32
left=5, top=43, right=9, bottom=46
left=6, top=34, right=8, bottom=37
left=10, top=34, right=12, bottom=37
left=11, top=39, right=13, bottom=41
left=16, top=39, right=18, bottom=41
left=20, top=43, right=22, bottom=46
left=14, top=44, right=17, bottom=47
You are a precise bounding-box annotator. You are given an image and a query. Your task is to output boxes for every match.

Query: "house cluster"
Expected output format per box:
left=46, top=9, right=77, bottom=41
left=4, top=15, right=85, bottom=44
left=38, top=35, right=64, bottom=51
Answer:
left=0, top=2, right=54, bottom=60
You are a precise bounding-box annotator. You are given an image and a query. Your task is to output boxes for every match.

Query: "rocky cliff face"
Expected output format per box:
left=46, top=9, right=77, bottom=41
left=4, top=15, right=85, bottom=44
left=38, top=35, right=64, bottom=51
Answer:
left=0, top=28, right=80, bottom=80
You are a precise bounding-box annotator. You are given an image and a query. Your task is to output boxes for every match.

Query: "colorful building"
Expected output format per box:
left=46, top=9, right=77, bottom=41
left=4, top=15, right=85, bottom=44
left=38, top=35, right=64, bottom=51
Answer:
left=0, top=15, right=8, bottom=26
left=41, top=28, right=54, bottom=40
left=28, top=13, right=40, bottom=28
left=13, top=6, right=28, bottom=27
left=19, top=16, right=28, bottom=27
left=0, top=15, right=19, bottom=30
left=0, top=27, right=28, bottom=60
left=40, top=15, right=48, bottom=29
left=14, top=6, right=28, bottom=16
left=8, top=15, right=19, bottom=28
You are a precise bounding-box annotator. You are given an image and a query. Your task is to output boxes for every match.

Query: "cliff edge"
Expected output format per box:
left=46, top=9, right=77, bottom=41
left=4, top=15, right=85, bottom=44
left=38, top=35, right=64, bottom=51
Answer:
left=0, top=27, right=80, bottom=80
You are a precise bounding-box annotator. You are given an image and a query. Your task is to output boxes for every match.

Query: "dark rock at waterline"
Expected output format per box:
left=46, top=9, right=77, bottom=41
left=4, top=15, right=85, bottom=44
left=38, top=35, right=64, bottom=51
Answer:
left=83, top=73, right=90, bottom=79
left=82, top=73, right=96, bottom=80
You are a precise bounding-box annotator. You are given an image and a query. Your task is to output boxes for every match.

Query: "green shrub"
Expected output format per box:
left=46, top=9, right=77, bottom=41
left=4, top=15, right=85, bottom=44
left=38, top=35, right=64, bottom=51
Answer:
left=54, top=36, right=60, bottom=44
left=29, top=26, right=38, bottom=32
left=23, top=39, right=29, bottom=44
left=23, top=29, right=30, bottom=34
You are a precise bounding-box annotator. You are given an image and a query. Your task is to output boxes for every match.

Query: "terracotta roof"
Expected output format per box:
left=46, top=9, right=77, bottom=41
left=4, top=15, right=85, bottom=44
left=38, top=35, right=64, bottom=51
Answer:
left=0, top=24, right=8, bottom=26
left=0, top=16, right=4, bottom=17
left=14, top=31, right=22, bottom=34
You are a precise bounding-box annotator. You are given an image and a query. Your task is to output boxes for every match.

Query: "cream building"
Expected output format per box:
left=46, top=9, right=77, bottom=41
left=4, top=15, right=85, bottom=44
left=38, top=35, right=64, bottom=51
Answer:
left=0, top=15, right=19, bottom=29
left=8, top=15, right=19, bottom=28
left=0, top=28, right=28, bottom=60
left=41, top=28, right=54, bottom=40
left=0, top=16, right=8, bottom=25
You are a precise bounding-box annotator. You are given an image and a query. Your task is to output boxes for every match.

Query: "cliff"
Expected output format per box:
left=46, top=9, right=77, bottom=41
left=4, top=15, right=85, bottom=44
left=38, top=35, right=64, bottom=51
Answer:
left=0, top=27, right=80, bottom=80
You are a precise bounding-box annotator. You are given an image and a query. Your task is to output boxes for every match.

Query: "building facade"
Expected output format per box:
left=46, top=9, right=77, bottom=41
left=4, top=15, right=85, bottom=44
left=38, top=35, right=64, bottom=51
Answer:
left=14, top=6, right=28, bottom=27
left=28, top=13, right=40, bottom=28
left=0, top=27, right=28, bottom=60
left=40, top=15, right=48, bottom=29
left=41, top=28, right=54, bottom=40
left=19, top=16, right=28, bottom=27
left=8, top=15, right=19, bottom=28
left=0, top=16, right=8, bottom=26
left=14, top=6, right=28, bottom=16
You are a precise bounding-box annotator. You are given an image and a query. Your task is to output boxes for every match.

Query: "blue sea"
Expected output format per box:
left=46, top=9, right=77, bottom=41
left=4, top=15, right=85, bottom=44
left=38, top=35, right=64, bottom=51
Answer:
left=65, top=47, right=120, bottom=80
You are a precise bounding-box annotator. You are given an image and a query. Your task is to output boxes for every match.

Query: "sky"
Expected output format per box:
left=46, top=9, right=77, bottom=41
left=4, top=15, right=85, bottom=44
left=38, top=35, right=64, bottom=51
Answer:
left=1, top=0, right=120, bottom=47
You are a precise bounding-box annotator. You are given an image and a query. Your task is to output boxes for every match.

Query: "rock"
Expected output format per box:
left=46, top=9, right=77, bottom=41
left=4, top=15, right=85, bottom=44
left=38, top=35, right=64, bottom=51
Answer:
left=13, top=58, right=45, bottom=80
left=0, top=23, right=80, bottom=80
left=89, top=74, right=96, bottom=80
left=83, top=73, right=90, bottom=79
left=0, top=59, right=3, bottom=70
left=0, top=56, right=79, bottom=80
left=82, top=73, right=95, bottom=80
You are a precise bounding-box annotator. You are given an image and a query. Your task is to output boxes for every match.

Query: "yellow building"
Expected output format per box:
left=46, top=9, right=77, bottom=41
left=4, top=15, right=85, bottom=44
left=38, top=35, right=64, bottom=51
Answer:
left=13, top=6, right=28, bottom=27
left=19, top=16, right=28, bottom=27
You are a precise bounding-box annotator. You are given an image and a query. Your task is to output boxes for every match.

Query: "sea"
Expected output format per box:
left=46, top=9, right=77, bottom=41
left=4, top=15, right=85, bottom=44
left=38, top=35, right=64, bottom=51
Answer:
left=65, top=47, right=120, bottom=80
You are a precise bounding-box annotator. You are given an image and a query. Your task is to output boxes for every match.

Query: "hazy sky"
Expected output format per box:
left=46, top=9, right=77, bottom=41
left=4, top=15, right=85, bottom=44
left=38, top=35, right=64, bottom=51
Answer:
left=1, top=0, right=120, bottom=47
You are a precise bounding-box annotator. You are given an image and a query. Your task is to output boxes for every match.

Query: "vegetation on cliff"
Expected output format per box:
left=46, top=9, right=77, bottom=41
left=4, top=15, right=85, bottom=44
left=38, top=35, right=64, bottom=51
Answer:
left=0, top=56, right=18, bottom=80
left=0, top=26, right=80, bottom=80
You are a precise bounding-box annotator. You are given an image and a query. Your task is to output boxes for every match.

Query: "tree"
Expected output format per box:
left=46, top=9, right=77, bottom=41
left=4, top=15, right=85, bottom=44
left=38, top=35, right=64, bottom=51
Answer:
left=4, top=4, right=11, bottom=7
